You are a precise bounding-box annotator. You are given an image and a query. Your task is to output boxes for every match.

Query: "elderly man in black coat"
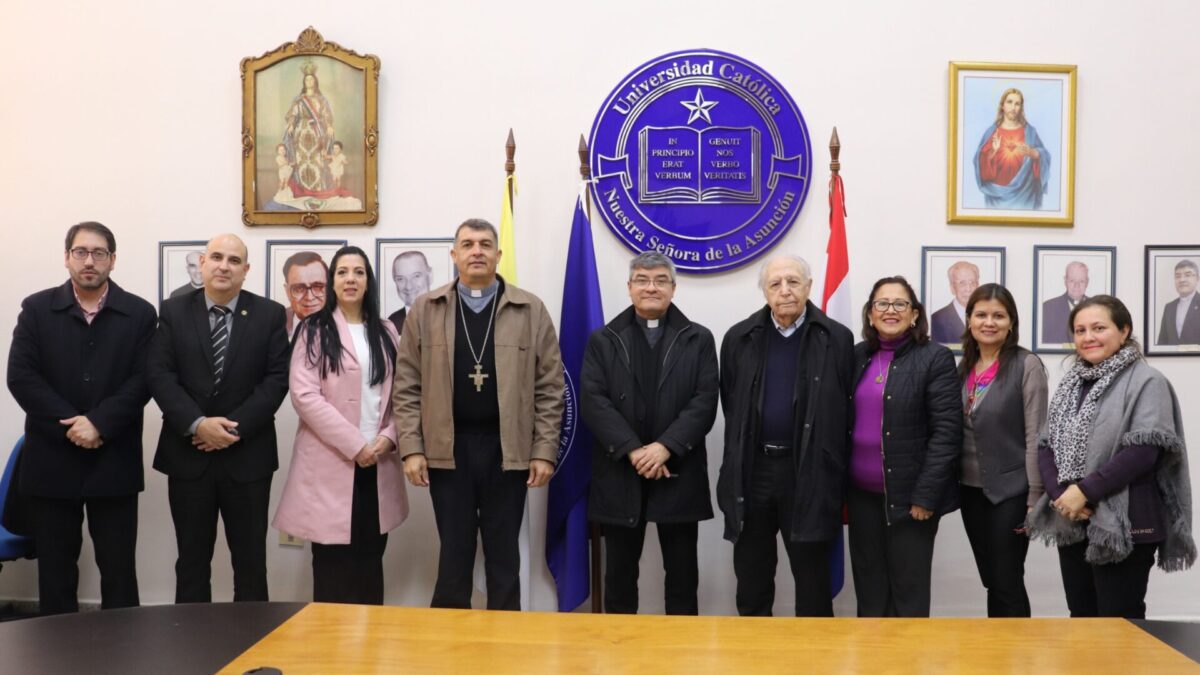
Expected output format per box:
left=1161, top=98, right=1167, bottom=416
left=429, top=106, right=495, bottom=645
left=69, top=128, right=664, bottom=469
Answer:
left=7, top=222, right=157, bottom=615
left=581, top=251, right=718, bottom=615
left=717, top=254, right=855, bottom=617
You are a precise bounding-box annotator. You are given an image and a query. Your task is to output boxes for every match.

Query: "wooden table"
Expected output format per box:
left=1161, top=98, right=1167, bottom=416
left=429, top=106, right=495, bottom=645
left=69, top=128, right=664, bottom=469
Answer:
left=221, top=604, right=1200, bottom=674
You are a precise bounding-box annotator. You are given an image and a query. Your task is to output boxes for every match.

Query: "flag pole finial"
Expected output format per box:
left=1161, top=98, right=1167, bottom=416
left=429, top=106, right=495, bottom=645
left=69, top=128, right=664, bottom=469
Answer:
left=829, top=127, right=841, bottom=176
left=505, top=128, right=517, bottom=176
left=578, top=135, right=591, bottom=180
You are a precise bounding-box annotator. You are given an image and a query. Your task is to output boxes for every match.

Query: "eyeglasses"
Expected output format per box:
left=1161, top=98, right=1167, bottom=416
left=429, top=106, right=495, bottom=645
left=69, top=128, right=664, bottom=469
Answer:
left=872, top=300, right=911, bottom=313
left=630, top=277, right=674, bottom=289
left=69, top=248, right=111, bottom=262
left=288, top=282, right=327, bottom=299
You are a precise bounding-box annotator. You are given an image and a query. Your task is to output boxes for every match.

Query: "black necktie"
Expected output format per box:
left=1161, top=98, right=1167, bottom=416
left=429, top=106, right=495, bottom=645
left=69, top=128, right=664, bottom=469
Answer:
left=210, top=305, right=231, bottom=386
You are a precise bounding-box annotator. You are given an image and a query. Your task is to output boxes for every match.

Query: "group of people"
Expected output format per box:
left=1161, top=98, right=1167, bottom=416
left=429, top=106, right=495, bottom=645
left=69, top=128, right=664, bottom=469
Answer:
left=6, top=219, right=1194, bottom=621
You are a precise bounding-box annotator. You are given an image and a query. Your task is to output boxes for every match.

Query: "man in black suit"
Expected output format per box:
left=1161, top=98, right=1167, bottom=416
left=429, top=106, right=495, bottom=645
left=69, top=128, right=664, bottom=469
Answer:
left=387, top=250, right=432, bottom=333
left=148, top=233, right=290, bottom=603
left=930, top=261, right=978, bottom=344
left=1158, top=259, right=1200, bottom=346
left=1041, top=261, right=1089, bottom=344
left=7, top=221, right=157, bottom=615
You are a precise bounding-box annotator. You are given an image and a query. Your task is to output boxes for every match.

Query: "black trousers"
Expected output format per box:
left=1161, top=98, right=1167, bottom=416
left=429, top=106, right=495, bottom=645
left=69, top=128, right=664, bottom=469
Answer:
left=311, top=465, right=388, bottom=605
left=848, top=487, right=939, bottom=617
left=604, top=519, right=699, bottom=615
left=30, top=494, right=139, bottom=615
left=959, top=486, right=1031, bottom=617
left=733, top=453, right=833, bottom=617
left=167, top=462, right=271, bottom=603
left=1058, top=540, right=1157, bottom=618
left=428, top=432, right=527, bottom=610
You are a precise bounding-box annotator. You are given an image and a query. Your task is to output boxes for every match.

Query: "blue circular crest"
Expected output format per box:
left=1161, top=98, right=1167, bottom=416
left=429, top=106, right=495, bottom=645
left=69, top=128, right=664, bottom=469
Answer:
left=589, top=49, right=812, bottom=274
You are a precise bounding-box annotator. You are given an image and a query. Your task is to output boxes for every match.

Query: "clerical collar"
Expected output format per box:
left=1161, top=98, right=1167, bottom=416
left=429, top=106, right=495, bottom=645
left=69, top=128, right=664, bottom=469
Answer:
left=457, top=280, right=500, bottom=313
left=635, top=312, right=663, bottom=348
left=635, top=314, right=662, bottom=330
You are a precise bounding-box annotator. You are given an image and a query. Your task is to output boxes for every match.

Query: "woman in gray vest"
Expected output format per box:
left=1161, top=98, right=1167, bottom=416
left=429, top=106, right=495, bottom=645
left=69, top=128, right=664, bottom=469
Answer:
left=957, top=284, right=1047, bottom=617
left=1027, top=295, right=1194, bottom=618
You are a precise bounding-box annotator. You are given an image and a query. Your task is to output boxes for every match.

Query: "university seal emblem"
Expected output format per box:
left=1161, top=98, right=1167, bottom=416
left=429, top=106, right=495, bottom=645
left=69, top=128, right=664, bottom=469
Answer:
left=589, top=49, right=812, bottom=273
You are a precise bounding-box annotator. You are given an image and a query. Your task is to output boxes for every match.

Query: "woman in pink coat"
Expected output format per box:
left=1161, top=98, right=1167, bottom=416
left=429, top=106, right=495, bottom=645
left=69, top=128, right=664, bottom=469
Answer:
left=274, top=245, right=408, bottom=604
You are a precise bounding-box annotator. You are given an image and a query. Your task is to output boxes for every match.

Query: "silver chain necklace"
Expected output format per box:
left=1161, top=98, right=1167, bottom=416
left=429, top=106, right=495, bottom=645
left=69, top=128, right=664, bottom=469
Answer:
left=458, top=293, right=498, bottom=392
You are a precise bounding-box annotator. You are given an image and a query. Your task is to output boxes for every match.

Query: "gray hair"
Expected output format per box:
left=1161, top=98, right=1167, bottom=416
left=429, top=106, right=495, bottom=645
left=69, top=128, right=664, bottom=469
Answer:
left=757, top=254, right=812, bottom=289
left=628, top=251, right=676, bottom=283
left=1176, top=259, right=1199, bottom=275
left=455, top=218, right=499, bottom=245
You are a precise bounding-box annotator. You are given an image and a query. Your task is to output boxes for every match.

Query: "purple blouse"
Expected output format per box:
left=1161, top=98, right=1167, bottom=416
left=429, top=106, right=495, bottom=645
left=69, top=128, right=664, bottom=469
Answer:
left=851, top=336, right=907, bottom=493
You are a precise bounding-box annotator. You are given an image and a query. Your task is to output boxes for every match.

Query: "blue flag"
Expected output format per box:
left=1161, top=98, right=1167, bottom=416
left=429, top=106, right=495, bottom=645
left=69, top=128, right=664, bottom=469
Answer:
left=546, top=194, right=604, bottom=612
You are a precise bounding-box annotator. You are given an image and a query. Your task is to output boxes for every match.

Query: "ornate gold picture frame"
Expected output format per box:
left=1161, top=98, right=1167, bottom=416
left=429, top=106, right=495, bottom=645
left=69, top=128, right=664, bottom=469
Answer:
left=947, top=62, right=1076, bottom=227
left=241, top=27, right=379, bottom=228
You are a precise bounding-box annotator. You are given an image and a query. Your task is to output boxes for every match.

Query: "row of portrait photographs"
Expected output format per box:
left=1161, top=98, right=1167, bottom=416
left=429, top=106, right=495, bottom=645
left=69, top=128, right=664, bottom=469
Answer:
left=921, top=245, right=1200, bottom=357
left=158, top=239, right=456, bottom=339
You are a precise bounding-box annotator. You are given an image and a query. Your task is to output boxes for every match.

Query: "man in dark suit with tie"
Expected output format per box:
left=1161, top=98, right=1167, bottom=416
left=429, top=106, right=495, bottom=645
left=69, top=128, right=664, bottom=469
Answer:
left=1041, top=261, right=1089, bottom=344
left=148, top=233, right=290, bottom=603
left=1158, top=259, right=1200, bottom=345
left=7, top=221, right=156, bottom=615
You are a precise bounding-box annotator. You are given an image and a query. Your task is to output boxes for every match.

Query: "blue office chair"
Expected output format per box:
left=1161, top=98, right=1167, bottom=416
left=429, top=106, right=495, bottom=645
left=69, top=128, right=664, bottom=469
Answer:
left=0, top=436, right=35, bottom=571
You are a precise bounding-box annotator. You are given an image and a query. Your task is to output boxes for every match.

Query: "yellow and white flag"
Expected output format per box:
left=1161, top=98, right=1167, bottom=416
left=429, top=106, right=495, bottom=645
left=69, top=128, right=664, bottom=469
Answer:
left=498, top=174, right=518, bottom=283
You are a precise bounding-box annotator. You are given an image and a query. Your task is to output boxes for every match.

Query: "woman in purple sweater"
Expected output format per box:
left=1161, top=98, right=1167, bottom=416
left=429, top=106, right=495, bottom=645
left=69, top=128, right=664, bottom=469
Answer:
left=849, top=277, right=962, bottom=617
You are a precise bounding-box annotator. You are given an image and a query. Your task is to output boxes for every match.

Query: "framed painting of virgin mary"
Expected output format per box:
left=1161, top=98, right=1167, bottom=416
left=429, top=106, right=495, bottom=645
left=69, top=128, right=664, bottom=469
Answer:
left=241, top=27, right=380, bottom=228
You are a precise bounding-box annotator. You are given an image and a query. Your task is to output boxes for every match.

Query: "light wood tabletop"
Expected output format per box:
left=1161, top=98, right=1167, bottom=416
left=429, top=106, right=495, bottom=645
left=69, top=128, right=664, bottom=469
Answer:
left=219, top=603, right=1200, bottom=674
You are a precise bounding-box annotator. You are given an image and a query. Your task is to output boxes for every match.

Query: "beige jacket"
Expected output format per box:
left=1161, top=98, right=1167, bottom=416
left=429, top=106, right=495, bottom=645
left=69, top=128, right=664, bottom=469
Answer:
left=392, top=279, right=564, bottom=470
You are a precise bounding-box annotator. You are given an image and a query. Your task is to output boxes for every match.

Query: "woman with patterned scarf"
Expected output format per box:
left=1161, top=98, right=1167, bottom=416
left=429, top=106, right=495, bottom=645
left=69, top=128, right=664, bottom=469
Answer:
left=1027, top=295, right=1194, bottom=618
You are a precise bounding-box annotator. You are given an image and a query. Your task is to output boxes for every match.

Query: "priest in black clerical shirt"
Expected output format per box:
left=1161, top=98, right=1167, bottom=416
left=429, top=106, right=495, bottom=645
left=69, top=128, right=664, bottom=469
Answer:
left=580, top=251, right=719, bottom=615
left=392, top=218, right=563, bottom=610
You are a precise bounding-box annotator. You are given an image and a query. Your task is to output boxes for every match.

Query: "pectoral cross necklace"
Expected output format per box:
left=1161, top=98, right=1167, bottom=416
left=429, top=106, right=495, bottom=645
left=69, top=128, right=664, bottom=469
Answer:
left=458, top=293, right=498, bottom=393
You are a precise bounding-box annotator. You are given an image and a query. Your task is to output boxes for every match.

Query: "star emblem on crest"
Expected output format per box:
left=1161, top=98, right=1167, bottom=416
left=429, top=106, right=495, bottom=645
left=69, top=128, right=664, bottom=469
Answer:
left=680, top=89, right=718, bottom=125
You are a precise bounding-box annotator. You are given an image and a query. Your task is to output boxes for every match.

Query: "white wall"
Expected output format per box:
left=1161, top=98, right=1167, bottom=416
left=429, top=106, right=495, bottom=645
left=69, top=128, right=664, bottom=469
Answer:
left=1, top=0, right=1198, bottom=618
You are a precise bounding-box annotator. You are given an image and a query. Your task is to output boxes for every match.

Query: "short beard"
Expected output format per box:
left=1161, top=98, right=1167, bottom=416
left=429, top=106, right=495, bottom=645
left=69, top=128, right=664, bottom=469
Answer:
left=72, top=271, right=108, bottom=290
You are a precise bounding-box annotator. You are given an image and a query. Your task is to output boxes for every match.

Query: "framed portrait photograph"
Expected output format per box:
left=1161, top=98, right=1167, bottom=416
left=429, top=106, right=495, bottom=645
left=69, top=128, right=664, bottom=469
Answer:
left=1032, top=246, right=1116, bottom=354
left=375, top=238, right=455, bottom=333
left=1145, top=245, right=1200, bottom=356
left=921, top=246, right=1006, bottom=351
left=947, top=61, right=1076, bottom=227
left=158, top=240, right=207, bottom=306
left=265, top=239, right=347, bottom=339
left=241, top=27, right=379, bottom=228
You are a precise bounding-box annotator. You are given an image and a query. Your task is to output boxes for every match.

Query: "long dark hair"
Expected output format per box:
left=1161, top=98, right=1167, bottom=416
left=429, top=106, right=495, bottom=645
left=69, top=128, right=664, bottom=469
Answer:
left=958, top=283, right=1021, bottom=379
left=860, top=276, right=930, bottom=351
left=299, top=246, right=397, bottom=386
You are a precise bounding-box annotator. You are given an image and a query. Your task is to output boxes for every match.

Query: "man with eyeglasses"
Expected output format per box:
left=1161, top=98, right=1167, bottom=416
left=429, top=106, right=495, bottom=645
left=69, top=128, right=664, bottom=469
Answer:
left=7, top=221, right=157, bottom=614
left=716, top=254, right=855, bottom=617
left=282, top=251, right=328, bottom=339
left=1158, top=259, right=1200, bottom=345
left=148, top=233, right=290, bottom=603
left=579, top=251, right=718, bottom=615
